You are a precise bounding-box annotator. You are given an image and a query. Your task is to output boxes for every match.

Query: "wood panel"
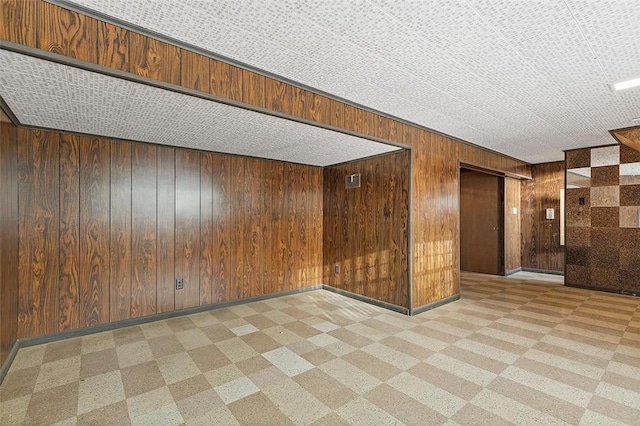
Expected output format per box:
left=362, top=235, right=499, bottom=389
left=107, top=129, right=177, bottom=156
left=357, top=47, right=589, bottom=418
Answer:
left=109, top=140, right=131, bottom=322
left=38, top=1, right=97, bottom=62
left=0, top=121, right=19, bottom=365
left=244, top=158, right=261, bottom=297
left=211, top=153, right=230, bottom=303
left=210, top=59, right=243, bottom=102
left=130, top=32, right=181, bottom=85
left=270, top=162, right=285, bottom=292
left=284, top=163, right=297, bottom=291
left=200, top=153, right=213, bottom=306
left=97, top=22, right=129, bottom=71
left=181, top=49, right=210, bottom=92
left=156, top=146, right=175, bottom=313
left=59, top=134, right=80, bottom=331
left=230, top=156, right=245, bottom=298
left=17, top=129, right=60, bottom=337
left=323, top=150, right=410, bottom=308
left=131, top=144, right=157, bottom=317
left=505, top=177, right=521, bottom=273
left=260, top=160, right=272, bottom=294
left=242, top=70, right=266, bottom=108
left=79, top=137, right=110, bottom=327
left=265, top=78, right=289, bottom=114
left=521, top=162, right=565, bottom=272
left=0, top=0, right=37, bottom=47
left=175, top=149, right=200, bottom=309
left=460, top=171, right=502, bottom=275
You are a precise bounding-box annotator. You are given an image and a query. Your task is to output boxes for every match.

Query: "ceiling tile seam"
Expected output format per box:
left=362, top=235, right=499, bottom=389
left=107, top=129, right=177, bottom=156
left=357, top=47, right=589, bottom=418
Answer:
left=57, top=0, right=539, bottom=163
left=371, top=0, right=602, bottom=138
left=368, top=0, right=600, bottom=141
left=561, top=0, right=610, bottom=82
left=459, top=0, right=604, bottom=133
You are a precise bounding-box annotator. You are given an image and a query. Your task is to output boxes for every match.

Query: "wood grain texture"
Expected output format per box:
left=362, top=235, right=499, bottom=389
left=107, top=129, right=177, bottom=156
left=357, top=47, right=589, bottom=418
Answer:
left=210, top=59, right=243, bottom=102
left=38, top=1, right=97, bottom=62
left=181, top=49, right=210, bottom=92
left=323, top=151, right=410, bottom=308
left=79, top=137, right=110, bottom=327
left=0, top=121, right=19, bottom=365
left=242, top=70, right=266, bottom=108
left=97, top=21, right=129, bottom=71
left=260, top=160, right=272, bottom=294
left=521, top=162, right=565, bottom=272
left=58, top=134, right=80, bottom=331
left=175, top=149, right=200, bottom=309
left=200, top=153, right=213, bottom=306
left=265, top=78, right=289, bottom=114
left=244, top=158, right=262, bottom=297
left=505, top=177, right=521, bottom=272
left=211, top=153, right=230, bottom=303
left=0, top=0, right=37, bottom=47
left=230, top=156, right=245, bottom=299
left=130, top=32, right=181, bottom=85
left=109, top=140, right=131, bottom=322
left=131, top=143, right=157, bottom=317
left=17, top=129, right=60, bottom=338
left=270, top=162, right=285, bottom=293
left=156, top=146, right=175, bottom=313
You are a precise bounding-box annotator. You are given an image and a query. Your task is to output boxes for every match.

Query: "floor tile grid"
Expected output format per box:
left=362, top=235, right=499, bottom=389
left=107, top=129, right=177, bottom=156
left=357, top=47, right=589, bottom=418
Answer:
left=1, top=271, right=639, bottom=425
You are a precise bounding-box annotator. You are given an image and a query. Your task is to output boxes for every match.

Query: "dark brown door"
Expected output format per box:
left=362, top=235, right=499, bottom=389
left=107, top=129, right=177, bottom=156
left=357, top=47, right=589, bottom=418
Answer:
left=460, top=169, right=504, bottom=275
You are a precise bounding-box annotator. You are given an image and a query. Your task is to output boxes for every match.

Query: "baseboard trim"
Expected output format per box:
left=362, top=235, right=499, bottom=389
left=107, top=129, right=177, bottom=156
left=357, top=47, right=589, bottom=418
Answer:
left=565, top=282, right=639, bottom=297
left=0, top=341, right=20, bottom=385
left=505, top=267, right=522, bottom=276
left=411, top=294, right=460, bottom=315
left=521, top=267, right=564, bottom=276
left=0, top=285, right=323, bottom=384
left=321, top=285, right=409, bottom=315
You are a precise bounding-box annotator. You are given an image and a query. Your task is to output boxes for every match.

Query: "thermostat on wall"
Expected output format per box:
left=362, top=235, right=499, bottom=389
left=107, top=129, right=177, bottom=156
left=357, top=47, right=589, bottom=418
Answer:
left=546, top=208, right=555, bottom=220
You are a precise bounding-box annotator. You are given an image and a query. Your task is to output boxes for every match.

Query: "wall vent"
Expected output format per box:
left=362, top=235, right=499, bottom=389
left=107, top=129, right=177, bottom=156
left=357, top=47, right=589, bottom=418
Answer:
left=345, top=173, right=361, bottom=189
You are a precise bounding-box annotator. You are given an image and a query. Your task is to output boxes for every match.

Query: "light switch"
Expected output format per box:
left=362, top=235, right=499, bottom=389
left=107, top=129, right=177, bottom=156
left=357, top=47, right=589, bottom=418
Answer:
left=546, top=208, right=555, bottom=220
left=511, top=207, right=518, bottom=215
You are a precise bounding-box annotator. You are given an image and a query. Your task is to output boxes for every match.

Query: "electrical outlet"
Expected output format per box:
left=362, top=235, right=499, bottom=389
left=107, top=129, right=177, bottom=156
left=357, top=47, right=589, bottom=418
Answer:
left=175, top=278, right=184, bottom=290
left=334, top=265, right=340, bottom=273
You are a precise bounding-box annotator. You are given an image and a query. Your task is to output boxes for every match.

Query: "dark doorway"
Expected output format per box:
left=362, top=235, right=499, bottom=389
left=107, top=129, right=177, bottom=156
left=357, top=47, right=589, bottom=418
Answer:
left=460, top=168, right=505, bottom=275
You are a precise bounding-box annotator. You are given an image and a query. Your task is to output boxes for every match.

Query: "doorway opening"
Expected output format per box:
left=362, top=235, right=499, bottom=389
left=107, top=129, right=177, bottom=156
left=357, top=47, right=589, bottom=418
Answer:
left=460, top=168, right=505, bottom=275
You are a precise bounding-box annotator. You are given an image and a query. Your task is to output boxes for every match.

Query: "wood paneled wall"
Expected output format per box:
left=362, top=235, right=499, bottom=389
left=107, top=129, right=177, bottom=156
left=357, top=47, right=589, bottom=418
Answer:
left=2, top=0, right=532, bottom=311
left=323, top=151, right=410, bottom=308
left=1, top=119, right=19, bottom=365
left=521, top=162, right=565, bottom=272
left=11, top=127, right=322, bottom=339
left=505, top=178, right=522, bottom=273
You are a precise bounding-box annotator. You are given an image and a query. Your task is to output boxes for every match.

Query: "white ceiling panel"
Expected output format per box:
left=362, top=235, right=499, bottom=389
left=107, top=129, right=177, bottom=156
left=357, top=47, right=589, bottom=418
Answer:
left=64, top=0, right=640, bottom=163
left=0, top=50, right=400, bottom=166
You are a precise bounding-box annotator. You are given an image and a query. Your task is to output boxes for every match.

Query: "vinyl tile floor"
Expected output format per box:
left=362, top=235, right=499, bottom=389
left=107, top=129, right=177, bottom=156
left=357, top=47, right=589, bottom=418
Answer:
left=1, top=272, right=639, bottom=425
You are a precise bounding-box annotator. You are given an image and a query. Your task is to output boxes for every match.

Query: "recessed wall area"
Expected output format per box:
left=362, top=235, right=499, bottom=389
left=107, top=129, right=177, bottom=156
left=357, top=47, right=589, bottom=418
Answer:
left=566, top=144, right=640, bottom=293
left=1, top=120, right=323, bottom=348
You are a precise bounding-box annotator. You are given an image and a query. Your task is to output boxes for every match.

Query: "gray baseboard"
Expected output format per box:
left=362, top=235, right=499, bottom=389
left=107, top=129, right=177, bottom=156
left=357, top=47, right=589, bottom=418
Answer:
left=505, top=267, right=522, bottom=276
left=0, top=341, right=20, bottom=385
left=565, top=282, right=639, bottom=298
left=321, top=285, right=409, bottom=315
left=411, top=293, right=460, bottom=315
left=521, top=267, right=564, bottom=276
left=0, top=285, right=322, bottom=385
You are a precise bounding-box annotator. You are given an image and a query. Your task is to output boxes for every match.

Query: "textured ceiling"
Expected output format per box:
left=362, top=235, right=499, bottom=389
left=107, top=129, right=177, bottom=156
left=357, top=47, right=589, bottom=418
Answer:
left=0, top=50, right=400, bottom=166
left=64, top=0, right=640, bottom=163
